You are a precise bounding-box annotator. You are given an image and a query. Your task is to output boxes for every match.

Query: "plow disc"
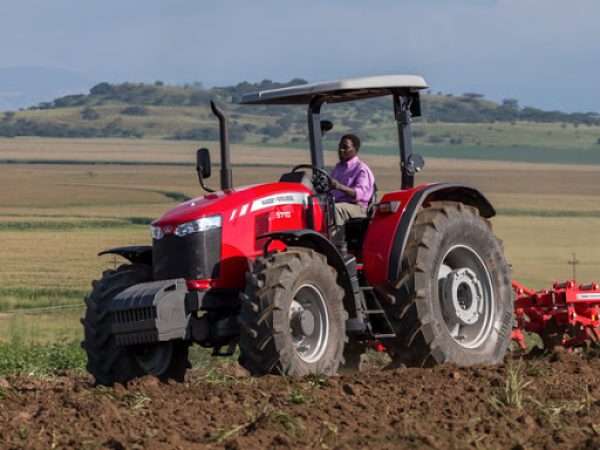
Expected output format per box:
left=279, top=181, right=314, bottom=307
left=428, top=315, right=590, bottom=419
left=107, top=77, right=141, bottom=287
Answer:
left=512, top=280, right=600, bottom=350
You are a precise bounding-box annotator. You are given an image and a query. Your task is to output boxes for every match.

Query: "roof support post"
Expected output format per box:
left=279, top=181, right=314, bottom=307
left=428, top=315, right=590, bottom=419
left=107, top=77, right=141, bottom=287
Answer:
left=308, top=97, right=326, bottom=169
left=393, top=90, right=415, bottom=190
left=210, top=101, right=232, bottom=190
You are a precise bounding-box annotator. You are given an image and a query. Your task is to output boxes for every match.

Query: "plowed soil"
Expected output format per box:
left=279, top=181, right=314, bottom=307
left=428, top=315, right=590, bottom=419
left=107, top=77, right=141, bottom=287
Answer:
left=1, top=352, right=600, bottom=449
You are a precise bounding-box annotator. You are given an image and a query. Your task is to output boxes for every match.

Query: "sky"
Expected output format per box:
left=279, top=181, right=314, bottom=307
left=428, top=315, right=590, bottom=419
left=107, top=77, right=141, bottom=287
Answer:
left=1, top=0, right=599, bottom=112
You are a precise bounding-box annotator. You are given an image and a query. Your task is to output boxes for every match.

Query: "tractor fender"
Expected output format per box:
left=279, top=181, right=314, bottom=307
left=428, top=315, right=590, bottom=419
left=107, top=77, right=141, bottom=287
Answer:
left=259, top=230, right=357, bottom=316
left=387, top=183, right=495, bottom=281
left=99, top=246, right=153, bottom=265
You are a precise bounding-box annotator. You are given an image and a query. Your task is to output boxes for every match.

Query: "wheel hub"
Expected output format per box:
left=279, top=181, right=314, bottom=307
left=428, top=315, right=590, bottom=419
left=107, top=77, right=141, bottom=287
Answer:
left=442, top=268, right=483, bottom=326
left=299, top=310, right=315, bottom=335
left=289, top=285, right=329, bottom=363
left=290, top=309, right=316, bottom=336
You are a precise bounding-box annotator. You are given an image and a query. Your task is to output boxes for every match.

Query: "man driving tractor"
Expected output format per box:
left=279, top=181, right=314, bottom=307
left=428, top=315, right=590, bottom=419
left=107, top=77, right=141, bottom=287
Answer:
left=330, top=133, right=375, bottom=224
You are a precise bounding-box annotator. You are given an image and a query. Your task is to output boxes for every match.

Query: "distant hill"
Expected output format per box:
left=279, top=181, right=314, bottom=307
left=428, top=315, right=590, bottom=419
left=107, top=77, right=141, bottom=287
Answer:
left=1, top=79, right=600, bottom=165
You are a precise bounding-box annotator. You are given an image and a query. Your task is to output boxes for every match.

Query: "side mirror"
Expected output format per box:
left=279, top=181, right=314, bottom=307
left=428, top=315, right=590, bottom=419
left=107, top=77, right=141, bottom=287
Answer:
left=196, top=148, right=212, bottom=179
left=406, top=154, right=425, bottom=175
left=320, top=120, right=333, bottom=136
left=196, top=148, right=215, bottom=193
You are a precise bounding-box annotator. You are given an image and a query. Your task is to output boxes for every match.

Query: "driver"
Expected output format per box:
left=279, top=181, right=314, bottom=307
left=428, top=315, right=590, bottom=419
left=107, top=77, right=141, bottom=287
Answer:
left=330, top=134, right=375, bottom=224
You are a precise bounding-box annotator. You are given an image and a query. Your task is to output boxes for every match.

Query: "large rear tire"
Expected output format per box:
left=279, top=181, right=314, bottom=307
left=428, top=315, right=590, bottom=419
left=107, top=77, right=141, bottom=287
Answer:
left=382, top=201, right=513, bottom=367
left=238, top=248, right=348, bottom=375
left=81, top=264, right=189, bottom=386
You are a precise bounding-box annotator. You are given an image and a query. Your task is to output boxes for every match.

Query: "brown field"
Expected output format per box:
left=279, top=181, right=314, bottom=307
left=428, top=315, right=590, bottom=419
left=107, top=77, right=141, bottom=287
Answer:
left=1, top=353, right=600, bottom=449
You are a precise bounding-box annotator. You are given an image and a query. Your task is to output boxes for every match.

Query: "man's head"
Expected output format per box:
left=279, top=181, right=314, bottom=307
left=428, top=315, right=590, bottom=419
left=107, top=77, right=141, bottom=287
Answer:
left=338, top=134, right=360, bottom=163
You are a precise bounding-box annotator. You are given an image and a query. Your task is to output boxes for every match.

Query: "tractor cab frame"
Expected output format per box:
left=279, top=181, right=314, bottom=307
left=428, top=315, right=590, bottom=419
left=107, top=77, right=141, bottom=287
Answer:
left=238, top=75, right=427, bottom=190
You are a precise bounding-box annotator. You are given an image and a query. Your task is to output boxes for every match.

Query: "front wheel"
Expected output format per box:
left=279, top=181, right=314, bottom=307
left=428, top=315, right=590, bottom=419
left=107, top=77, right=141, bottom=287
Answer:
left=383, top=201, right=513, bottom=367
left=238, top=248, right=348, bottom=375
left=81, top=263, right=189, bottom=386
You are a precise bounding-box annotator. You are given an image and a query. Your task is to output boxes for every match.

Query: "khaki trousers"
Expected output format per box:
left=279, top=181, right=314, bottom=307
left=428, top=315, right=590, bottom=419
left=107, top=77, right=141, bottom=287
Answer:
left=334, top=202, right=367, bottom=225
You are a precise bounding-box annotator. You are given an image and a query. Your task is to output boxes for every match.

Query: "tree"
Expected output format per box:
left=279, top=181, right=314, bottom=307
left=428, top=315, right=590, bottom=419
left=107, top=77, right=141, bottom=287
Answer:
left=120, top=105, right=150, bottom=116
left=261, top=124, right=285, bottom=138
left=463, top=92, right=484, bottom=100
left=501, top=98, right=519, bottom=110
left=81, top=106, right=100, bottom=120
left=90, top=82, right=113, bottom=96
left=2, top=111, right=15, bottom=122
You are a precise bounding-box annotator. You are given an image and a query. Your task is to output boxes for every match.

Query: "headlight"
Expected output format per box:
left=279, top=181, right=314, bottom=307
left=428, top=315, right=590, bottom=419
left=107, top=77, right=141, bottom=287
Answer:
left=151, top=225, right=164, bottom=240
left=175, top=215, right=222, bottom=237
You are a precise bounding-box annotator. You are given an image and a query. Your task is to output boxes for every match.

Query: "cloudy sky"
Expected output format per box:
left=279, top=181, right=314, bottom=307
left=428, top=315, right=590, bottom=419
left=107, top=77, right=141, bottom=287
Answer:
left=1, top=0, right=598, bottom=112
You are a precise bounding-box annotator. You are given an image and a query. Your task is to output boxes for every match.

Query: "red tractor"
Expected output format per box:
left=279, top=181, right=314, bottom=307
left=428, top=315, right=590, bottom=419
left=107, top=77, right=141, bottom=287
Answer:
left=82, top=75, right=514, bottom=385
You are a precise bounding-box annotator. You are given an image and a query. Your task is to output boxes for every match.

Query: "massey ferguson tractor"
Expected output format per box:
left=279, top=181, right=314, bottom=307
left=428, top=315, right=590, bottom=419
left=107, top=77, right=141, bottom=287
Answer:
left=81, top=75, right=520, bottom=385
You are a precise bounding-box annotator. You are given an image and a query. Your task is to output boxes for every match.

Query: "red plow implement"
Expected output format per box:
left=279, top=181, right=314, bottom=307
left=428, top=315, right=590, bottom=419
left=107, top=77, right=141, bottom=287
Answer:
left=512, top=280, right=600, bottom=350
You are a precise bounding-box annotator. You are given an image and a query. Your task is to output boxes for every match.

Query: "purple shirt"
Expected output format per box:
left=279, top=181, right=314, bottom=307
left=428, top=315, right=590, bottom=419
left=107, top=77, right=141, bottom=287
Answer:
left=330, top=156, right=375, bottom=208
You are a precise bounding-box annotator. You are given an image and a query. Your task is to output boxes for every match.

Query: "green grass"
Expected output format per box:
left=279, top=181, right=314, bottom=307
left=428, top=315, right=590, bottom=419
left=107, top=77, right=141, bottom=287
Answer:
left=353, top=143, right=600, bottom=165
left=498, top=209, right=600, bottom=218
left=0, top=287, right=85, bottom=311
left=0, top=338, right=86, bottom=376
left=0, top=311, right=84, bottom=343
left=0, top=310, right=226, bottom=375
left=0, top=159, right=193, bottom=166
left=491, top=361, right=532, bottom=409
left=0, top=219, right=146, bottom=231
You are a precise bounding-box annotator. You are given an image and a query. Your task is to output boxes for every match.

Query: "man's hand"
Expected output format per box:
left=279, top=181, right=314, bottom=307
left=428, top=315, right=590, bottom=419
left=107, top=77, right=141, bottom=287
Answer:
left=330, top=179, right=356, bottom=199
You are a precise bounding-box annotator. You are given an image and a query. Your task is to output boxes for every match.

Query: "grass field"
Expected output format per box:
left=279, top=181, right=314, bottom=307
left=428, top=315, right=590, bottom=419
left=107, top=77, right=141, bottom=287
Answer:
left=1, top=137, right=600, bottom=343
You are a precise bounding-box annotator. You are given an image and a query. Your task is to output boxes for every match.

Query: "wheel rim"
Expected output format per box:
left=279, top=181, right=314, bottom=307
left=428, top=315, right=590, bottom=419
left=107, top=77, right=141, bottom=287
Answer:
left=438, top=244, right=494, bottom=348
left=289, top=284, right=329, bottom=363
left=133, top=342, right=173, bottom=376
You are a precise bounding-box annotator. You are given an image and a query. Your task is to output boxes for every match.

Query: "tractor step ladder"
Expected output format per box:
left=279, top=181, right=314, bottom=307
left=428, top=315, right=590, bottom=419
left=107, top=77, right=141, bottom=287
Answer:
left=361, top=287, right=397, bottom=339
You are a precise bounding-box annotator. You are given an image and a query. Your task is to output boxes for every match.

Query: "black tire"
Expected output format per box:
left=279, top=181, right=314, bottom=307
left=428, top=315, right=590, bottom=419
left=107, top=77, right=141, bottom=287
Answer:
left=81, top=263, right=189, bottom=386
left=382, top=201, right=513, bottom=367
left=238, top=248, right=348, bottom=376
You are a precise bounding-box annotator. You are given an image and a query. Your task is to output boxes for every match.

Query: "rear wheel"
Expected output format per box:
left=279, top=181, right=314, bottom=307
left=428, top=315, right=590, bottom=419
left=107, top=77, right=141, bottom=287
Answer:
left=238, top=248, right=348, bottom=375
left=81, top=263, right=189, bottom=386
left=383, top=201, right=513, bottom=367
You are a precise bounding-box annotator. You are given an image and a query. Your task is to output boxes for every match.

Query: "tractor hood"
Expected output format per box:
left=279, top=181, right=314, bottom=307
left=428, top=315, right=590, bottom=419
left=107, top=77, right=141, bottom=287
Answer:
left=152, top=182, right=314, bottom=229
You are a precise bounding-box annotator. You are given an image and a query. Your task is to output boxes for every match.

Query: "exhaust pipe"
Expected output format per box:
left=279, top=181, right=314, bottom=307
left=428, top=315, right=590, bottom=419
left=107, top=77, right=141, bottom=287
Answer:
left=210, top=101, right=232, bottom=191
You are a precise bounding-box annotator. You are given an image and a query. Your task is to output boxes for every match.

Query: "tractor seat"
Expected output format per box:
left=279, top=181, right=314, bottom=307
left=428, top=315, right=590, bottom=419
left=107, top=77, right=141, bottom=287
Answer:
left=344, top=183, right=377, bottom=252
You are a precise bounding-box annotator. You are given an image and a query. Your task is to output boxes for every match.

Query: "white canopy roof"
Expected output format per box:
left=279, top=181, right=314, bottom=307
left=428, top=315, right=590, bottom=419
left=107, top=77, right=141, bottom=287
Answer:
left=238, top=75, right=428, bottom=105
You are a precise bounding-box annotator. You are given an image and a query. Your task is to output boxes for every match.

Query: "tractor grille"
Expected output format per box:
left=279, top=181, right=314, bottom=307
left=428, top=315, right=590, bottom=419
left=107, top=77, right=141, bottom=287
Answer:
left=112, top=306, right=158, bottom=346
left=113, top=306, right=157, bottom=324
left=152, top=227, right=221, bottom=281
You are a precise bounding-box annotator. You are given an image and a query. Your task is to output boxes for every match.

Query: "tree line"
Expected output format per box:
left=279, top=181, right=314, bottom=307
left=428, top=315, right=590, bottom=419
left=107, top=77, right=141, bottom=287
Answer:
left=0, top=79, right=598, bottom=140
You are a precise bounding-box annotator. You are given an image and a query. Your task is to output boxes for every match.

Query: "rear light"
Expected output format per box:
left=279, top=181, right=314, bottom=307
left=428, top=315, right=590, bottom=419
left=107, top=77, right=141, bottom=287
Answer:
left=375, top=201, right=401, bottom=215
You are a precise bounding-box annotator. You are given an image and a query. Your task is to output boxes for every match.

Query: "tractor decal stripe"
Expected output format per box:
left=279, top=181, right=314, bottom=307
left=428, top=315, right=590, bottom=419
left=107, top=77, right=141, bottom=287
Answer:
left=576, top=293, right=600, bottom=300
left=240, top=204, right=249, bottom=217
left=230, top=210, right=237, bottom=221
left=250, top=193, right=309, bottom=212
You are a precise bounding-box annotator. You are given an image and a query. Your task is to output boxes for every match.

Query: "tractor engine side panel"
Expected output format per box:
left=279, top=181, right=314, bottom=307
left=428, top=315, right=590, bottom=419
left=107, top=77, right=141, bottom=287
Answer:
left=361, top=187, right=422, bottom=286
left=152, top=183, right=325, bottom=290
left=219, top=194, right=318, bottom=289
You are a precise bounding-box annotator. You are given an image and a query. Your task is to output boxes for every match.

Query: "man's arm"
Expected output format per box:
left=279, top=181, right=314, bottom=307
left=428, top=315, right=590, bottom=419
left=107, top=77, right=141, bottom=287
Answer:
left=331, top=168, right=374, bottom=204
left=331, top=179, right=356, bottom=198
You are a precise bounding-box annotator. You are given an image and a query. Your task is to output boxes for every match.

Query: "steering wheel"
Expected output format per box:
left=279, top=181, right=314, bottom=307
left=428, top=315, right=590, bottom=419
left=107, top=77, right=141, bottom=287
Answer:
left=292, top=164, right=334, bottom=194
